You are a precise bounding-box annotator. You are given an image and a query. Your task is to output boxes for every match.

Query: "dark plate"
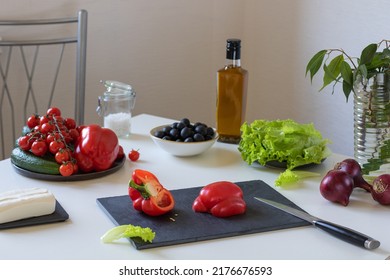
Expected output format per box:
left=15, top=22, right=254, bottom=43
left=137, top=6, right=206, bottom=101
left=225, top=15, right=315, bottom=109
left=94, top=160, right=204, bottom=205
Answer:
left=264, top=158, right=326, bottom=169
left=97, top=180, right=310, bottom=250
left=11, top=157, right=125, bottom=181
left=0, top=200, right=69, bottom=230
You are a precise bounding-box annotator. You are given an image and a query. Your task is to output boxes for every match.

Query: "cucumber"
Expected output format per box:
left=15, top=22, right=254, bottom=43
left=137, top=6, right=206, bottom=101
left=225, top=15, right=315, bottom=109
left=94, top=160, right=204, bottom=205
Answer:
left=11, top=147, right=60, bottom=175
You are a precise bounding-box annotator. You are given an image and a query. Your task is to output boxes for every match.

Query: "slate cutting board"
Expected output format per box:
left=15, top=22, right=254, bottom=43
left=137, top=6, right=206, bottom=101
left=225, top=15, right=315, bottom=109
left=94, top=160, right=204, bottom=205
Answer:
left=0, top=201, right=69, bottom=230
left=97, top=180, right=310, bottom=250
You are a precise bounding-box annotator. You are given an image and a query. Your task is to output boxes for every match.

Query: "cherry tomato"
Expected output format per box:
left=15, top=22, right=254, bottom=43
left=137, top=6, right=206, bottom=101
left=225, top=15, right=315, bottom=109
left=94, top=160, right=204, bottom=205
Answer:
left=68, top=128, right=80, bottom=142
left=55, top=148, right=71, bottom=164
left=18, top=135, right=32, bottom=151
left=53, top=115, right=64, bottom=125
left=31, top=140, right=48, bottom=156
left=39, top=115, right=50, bottom=125
left=46, top=133, right=58, bottom=144
left=27, top=115, right=40, bottom=129
left=40, top=122, right=55, bottom=134
left=59, top=162, right=74, bottom=177
left=47, top=107, right=61, bottom=117
left=116, top=145, right=125, bottom=160
left=64, top=118, right=76, bottom=130
left=49, top=140, right=65, bottom=155
left=72, top=162, right=79, bottom=175
left=128, top=149, right=140, bottom=161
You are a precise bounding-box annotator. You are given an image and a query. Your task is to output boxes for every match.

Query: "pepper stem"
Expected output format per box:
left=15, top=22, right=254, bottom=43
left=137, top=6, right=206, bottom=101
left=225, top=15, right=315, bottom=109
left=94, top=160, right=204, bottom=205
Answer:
left=129, top=180, right=150, bottom=199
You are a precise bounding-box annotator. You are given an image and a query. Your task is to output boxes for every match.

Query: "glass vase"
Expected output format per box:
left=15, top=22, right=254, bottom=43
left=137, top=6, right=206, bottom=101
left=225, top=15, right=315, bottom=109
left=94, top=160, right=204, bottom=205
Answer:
left=353, top=72, right=390, bottom=176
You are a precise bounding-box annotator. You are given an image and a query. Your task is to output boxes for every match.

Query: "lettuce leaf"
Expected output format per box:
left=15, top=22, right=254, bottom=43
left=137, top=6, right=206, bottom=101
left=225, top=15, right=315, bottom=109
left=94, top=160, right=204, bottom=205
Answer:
left=274, top=170, right=321, bottom=187
left=238, top=119, right=331, bottom=186
left=101, top=224, right=156, bottom=243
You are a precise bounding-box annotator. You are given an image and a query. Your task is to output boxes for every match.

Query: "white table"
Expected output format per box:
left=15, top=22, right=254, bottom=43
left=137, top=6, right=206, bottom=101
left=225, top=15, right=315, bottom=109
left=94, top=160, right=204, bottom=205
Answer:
left=0, top=114, right=389, bottom=260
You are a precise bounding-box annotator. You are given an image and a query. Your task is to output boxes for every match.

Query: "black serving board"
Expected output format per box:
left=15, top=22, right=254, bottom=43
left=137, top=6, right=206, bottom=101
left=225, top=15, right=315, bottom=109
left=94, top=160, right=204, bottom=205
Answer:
left=97, top=180, right=310, bottom=250
left=0, top=200, right=69, bottom=230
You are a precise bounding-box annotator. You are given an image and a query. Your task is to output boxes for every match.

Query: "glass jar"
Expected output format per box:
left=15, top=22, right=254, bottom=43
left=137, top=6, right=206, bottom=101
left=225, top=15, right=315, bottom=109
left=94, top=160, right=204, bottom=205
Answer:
left=354, top=72, right=390, bottom=176
left=97, top=80, right=136, bottom=137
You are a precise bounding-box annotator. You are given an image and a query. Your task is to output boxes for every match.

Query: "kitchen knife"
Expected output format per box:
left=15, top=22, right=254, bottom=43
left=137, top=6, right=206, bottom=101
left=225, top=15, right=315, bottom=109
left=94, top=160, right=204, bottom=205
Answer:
left=254, top=197, right=380, bottom=250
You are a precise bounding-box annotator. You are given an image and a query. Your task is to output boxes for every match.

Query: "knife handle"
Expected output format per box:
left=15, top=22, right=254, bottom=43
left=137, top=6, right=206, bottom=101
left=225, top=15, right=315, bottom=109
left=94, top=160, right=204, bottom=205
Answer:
left=314, top=220, right=380, bottom=250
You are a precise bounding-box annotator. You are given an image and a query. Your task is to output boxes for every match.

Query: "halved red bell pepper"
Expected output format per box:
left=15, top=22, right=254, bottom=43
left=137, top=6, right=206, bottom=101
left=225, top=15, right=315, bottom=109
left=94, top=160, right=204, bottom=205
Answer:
left=192, top=181, right=246, bottom=218
left=128, top=169, right=175, bottom=216
left=73, top=124, right=119, bottom=172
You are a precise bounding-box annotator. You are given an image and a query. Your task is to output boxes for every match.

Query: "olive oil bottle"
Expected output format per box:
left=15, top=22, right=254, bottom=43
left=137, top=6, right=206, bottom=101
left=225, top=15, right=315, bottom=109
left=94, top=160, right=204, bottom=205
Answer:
left=216, top=39, right=248, bottom=144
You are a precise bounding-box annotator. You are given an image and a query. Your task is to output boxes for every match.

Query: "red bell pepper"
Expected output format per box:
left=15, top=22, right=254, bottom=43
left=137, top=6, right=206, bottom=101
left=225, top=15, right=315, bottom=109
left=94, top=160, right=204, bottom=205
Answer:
left=128, top=169, right=175, bottom=216
left=192, top=181, right=246, bottom=218
left=73, top=124, right=119, bottom=172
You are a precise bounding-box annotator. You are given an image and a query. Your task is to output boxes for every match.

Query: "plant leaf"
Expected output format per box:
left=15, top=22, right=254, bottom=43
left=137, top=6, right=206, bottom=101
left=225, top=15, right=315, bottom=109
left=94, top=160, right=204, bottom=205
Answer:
left=360, top=43, right=377, bottom=65
left=342, top=80, right=353, bottom=101
left=320, top=54, right=344, bottom=90
left=306, top=50, right=327, bottom=81
left=382, top=48, right=390, bottom=59
left=358, top=64, right=368, bottom=78
left=366, top=53, right=385, bottom=70
left=340, top=61, right=353, bottom=85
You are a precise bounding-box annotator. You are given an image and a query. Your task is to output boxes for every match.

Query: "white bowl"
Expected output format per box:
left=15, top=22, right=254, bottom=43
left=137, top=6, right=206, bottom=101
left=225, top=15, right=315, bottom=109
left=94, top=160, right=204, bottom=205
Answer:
left=150, top=124, right=218, bottom=156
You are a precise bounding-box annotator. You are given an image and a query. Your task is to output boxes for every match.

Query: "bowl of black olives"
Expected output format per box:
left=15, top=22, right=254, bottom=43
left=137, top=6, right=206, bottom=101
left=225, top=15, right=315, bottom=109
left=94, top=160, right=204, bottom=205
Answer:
left=150, top=118, right=218, bottom=156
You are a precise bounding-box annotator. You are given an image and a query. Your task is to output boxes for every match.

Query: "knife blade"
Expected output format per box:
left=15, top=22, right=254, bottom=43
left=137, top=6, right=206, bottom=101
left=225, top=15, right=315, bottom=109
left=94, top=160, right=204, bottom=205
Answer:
left=254, top=197, right=380, bottom=250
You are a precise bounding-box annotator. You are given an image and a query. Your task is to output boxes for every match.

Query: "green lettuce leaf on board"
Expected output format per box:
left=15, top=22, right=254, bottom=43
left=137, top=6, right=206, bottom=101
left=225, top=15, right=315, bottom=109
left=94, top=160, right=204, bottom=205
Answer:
left=101, top=224, right=156, bottom=243
left=238, top=119, right=331, bottom=186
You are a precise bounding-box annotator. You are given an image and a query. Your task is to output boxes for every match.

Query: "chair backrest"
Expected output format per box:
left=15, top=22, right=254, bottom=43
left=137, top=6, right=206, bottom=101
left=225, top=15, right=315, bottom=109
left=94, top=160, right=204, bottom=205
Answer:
left=0, top=10, right=87, bottom=160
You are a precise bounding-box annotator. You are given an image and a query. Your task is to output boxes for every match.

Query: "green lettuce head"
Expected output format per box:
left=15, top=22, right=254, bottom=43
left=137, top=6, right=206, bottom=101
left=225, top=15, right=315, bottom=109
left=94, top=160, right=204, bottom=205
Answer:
left=238, top=119, right=331, bottom=186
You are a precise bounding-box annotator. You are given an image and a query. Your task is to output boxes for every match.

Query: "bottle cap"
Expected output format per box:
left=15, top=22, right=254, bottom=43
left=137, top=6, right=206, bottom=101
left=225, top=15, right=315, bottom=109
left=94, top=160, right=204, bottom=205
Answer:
left=226, top=39, right=241, bottom=60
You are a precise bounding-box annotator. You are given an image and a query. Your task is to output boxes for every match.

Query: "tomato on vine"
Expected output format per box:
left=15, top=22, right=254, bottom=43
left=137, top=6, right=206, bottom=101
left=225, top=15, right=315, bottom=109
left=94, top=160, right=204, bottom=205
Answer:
left=64, top=118, right=76, bottom=130
left=18, top=135, right=32, bottom=151
left=59, top=161, right=74, bottom=177
left=47, top=107, right=61, bottom=117
left=27, top=115, right=40, bottom=129
left=49, top=140, right=65, bottom=154
left=17, top=106, right=84, bottom=177
left=30, top=140, right=48, bottom=156
left=55, top=148, right=71, bottom=164
left=71, top=161, right=79, bottom=174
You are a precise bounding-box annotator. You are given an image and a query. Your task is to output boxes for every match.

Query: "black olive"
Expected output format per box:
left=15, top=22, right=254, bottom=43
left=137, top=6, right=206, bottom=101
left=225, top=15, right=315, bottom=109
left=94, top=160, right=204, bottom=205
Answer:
left=169, top=128, right=180, bottom=139
left=193, top=133, right=205, bottom=142
left=180, top=127, right=193, bottom=139
left=154, top=130, right=165, bottom=138
left=206, top=127, right=215, bottom=137
left=180, top=118, right=190, bottom=126
left=195, top=125, right=207, bottom=136
left=157, top=118, right=215, bottom=143
left=176, top=121, right=186, bottom=130
left=162, top=126, right=171, bottom=134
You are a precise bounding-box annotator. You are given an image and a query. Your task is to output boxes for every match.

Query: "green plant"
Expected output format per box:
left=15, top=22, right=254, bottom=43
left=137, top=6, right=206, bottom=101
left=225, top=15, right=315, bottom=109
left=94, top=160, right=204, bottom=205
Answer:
left=306, top=40, right=390, bottom=101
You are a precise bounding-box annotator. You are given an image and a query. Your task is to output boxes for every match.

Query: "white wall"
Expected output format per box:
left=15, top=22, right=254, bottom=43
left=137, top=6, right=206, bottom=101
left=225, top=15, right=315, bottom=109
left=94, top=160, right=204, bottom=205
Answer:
left=1, top=0, right=390, bottom=158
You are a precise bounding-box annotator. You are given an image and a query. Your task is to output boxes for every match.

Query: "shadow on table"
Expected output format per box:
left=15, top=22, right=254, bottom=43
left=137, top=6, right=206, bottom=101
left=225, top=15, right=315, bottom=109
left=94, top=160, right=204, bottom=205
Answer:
left=173, top=146, right=242, bottom=168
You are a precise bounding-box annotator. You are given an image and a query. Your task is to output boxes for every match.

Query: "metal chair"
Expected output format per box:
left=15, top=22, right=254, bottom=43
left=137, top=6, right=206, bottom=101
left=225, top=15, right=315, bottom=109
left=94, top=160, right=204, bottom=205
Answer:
left=0, top=10, right=87, bottom=159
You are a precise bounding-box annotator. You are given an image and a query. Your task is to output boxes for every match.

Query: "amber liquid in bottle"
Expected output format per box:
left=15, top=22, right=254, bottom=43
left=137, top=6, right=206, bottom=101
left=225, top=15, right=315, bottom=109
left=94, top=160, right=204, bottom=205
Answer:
left=216, top=39, right=248, bottom=144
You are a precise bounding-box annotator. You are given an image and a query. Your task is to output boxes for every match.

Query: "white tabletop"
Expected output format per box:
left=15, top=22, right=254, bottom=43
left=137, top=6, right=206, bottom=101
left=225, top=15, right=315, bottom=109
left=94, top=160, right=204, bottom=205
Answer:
left=0, top=114, right=389, bottom=260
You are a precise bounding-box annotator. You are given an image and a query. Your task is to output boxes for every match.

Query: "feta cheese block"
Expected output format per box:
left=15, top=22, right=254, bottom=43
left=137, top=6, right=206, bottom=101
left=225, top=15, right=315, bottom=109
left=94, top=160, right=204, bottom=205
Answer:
left=0, top=188, right=56, bottom=224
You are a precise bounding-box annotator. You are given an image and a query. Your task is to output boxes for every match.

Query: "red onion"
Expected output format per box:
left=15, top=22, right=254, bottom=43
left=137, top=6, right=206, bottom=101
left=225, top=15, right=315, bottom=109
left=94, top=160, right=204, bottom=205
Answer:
left=320, top=170, right=354, bottom=206
left=371, top=174, right=390, bottom=205
left=334, top=158, right=372, bottom=192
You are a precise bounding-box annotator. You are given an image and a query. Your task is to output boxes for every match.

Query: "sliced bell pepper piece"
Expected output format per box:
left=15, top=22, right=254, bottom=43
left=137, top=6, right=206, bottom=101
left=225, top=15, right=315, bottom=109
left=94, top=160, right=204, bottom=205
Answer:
left=128, top=169, right=175, bottom=216
left=192, top=181, right=246, bottom=218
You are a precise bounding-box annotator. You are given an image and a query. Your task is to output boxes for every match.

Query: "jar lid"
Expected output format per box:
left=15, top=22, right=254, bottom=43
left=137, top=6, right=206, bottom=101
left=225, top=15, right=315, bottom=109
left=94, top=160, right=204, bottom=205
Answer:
left=102, top=80, right=134, bottom=94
